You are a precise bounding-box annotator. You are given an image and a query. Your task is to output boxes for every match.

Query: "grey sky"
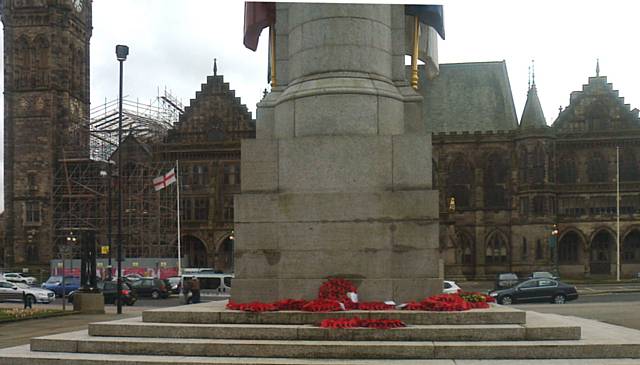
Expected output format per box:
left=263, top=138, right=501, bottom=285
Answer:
left=1, top=0, right=640, bottom=210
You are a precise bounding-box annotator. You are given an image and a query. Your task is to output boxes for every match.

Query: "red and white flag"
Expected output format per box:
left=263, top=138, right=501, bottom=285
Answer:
left=153, top=168, right=176, bottom=191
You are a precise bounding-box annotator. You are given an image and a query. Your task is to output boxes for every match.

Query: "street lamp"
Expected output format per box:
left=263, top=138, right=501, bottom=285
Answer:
left=116, top=44, right=129, bottom=315
left=100, top=162, right=115, bottom=280
left=551, top=224, right=559, bottom=276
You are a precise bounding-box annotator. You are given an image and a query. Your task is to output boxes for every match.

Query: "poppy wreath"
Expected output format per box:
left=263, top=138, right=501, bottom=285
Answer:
left=319, top=317, right=406, bottom=329
left=301, top=299, right=343, bottom=312
left=318, top=278, right=358, bottom=310
left=459, top=292, right=496, bottom=304
left=273, top=299, right=309, bottom=311
left=226, top=300, right=278, bottom=312
left=357, top=301, right=395, bottom=311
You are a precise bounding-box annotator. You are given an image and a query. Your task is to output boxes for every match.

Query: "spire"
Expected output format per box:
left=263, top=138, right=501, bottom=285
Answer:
left=214, top=58, right=218, bottom=76
left=531, top=59, right=536, bottom=86
left=520, top=73, right=547, bottom=129
left=596, top=58, right=600, bottom=77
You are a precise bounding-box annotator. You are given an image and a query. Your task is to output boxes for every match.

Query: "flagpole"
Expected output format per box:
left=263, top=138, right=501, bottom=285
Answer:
left=176, top=160, right=182, bottom=277
left=616, top=146, right=620, bottom=282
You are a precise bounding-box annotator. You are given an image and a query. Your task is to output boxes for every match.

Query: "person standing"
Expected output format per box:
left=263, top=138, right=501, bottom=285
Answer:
left=191, top=277, right=201, bottom=304
left=182, top=277, right=192, bottom=304
left=22, top=291, right=32, bottom=309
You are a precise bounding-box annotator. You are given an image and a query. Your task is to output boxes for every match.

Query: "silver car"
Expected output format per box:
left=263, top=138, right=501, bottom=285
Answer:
left=2, top=272, right=37, bottom=285
left=0, top=280, right=55, bottom=304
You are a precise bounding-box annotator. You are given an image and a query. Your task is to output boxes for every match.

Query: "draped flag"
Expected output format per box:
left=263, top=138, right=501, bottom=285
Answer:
left=243, top=2, right=276, bottom=51
left=153, top=168, right=176, bottom=191
left=404, top=5, right=445, bottom=40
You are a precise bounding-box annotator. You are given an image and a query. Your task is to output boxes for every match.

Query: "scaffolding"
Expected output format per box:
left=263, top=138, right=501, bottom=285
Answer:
left=53, top=90, right=184, bottom=260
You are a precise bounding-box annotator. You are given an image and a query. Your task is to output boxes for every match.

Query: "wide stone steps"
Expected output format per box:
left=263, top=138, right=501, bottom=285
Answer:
left=3, top=345, right=640, bottom=365
left=88, top=316, right=580, bottom=341
left=141, top=303, right=526, bottom=325
left=28, top=328, right=640, bottom=360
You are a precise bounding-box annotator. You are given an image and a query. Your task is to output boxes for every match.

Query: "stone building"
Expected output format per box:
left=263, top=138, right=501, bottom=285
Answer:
left=2, top=0, right=92, bottom=266
left=1, top=1, right=254, bottom=272
left=423, top=61, right=640, bottom=279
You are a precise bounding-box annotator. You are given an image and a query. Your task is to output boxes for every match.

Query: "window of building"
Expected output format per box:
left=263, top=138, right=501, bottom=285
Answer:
left=559, top=232, right=579, bottom=263
left=447, top=156, right=473, bottom=209
left=181, top=199, right=193, bottom=221
left=484, top=152, right=508, bottom=209
left=458, top=233, right=474, bottom=265
left=521, top=237, right=528, bottom=260
left=518, top=147, right=528, bottom=183
left=558, top=157, right=577, bottom=184
left=519, top=197, right=529, bottom=215
left=535, top=239, right=544, bottom=260
left=622, top=230, right=640, bottom=262
left=620, top=149, right=638, bottom=182
left=587, top=153, right=608, bottom=183
left=194, top=198, right=209, bottom=220
left=485, top=233, right=508, bottom=264
left=223, top=163, right=240, bottom=186
left=192, top=165, right=208, bottom=187
left=532, top=196, right=545, bottom=216
left=532, top=144, right=545, bottom=184
left=25, top=202, right=41, bottom=224
left=26, top=244, right=38, bottom=263
left=223, top=195, right=234, bottom=221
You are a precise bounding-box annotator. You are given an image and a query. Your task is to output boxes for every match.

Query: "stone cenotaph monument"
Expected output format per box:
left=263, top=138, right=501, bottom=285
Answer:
left=234, top=3, right=440, bottom=303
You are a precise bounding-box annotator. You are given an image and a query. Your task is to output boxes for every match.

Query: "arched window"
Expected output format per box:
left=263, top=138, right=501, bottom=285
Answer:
left=457, top=232, right=474, bottom=265
left=485, top=232, right=508, bottom=264
left=535, top=239, right=544, bottom=260
left=620, top=149, right=638, bottom=182
left=447, top=156, right=473, bottom=209
left=33, top=35, right=49, bottom=87
left=15, top=36, right=31, bottom=89
left=531, top=144, right=546, bottom=184
left=484, top=152, right=508, bottom=208
left=518, top=147, right=528, bottom=183
left=623, top=230, right=640, bottom=262
left=587, top=153, right=608, bottom=183
left=559, top=231, right=580, bottom=263
left=558, top=156, right=577, bottom=184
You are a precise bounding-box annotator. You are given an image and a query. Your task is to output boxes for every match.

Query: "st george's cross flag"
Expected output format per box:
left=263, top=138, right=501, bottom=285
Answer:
left=153, top=168, right=176, bottom=191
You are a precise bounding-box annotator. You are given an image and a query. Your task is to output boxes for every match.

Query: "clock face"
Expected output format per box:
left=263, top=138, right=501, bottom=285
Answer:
left=72, top=0, right=83, bottom=12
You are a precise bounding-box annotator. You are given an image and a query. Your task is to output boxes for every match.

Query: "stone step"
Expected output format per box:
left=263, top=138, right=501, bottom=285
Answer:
left=29, top=328, right=640, bottom=360
left=142, top=302, right=526, bottom=325
left=89, top=313, right=580, bottom=341
left=3, top=345, right=640, bottom=365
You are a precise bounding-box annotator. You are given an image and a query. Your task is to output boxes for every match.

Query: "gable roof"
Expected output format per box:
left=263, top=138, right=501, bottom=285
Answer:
left=417, top=61, right=518, bottom=133
left=552, top=75, right=640, bottom=132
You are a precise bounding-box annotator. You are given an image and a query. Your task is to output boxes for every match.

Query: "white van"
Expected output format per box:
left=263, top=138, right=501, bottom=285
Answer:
left=181, top=272, right=233, bottom=297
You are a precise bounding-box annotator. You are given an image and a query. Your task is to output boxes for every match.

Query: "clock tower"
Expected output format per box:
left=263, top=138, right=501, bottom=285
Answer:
left=2, top=0, right=92, bottom=266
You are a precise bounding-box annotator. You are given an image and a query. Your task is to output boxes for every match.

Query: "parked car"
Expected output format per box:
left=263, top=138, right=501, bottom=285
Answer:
left=443, top=280, right=461, bottom=294
left=2, top=272, right=37, bottom=285
left=164, top=276, right=181, bottom=295
left=489, top=278, right=578, bottom=305
left=68, top=281, right=136, bottom=305
left=494, top=272, right=519, bottom=290
left=0, top=280, right=55, bottom=303
left=41, top=276, right=81, bottom=297
left=129, top=278, right=169, bottom=299
left=124, top=273, right=144, bottom=282
left=528, top=271, right=559, bottom=280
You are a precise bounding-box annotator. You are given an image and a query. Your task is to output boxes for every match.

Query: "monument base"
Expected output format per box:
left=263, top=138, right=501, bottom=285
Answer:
left=72, top=292, right=104, bottom=314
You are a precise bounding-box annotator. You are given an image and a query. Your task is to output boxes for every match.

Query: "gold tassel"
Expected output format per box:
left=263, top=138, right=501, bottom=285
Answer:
left=411, top=16, right=420, bottom=90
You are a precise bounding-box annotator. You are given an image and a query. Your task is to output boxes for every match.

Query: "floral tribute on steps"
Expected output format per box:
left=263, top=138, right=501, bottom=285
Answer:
left=226, top=278, right=495, bottom=313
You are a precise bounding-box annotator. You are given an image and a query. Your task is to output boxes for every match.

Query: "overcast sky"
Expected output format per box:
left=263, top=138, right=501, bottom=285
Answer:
left=1, top=0, right=640, bottom=210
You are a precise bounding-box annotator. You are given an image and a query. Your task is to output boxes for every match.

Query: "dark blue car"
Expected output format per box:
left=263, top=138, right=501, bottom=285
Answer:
left=41, top=276, right=80, bottom=297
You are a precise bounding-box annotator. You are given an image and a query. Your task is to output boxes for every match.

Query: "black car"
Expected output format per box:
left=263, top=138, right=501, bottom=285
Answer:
left=68, top=281, right=137, bottom=306
left=489, top=278, right=578, bottom=305
left=129, top=278, right=169, bottom=299
left=164, top=276, right=181, bottom=295
left=494, top=272, right=519, bottom=290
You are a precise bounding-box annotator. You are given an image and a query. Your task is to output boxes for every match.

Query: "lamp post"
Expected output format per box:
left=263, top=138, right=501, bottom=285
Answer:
left=100, top=162, right=115, bottom=280
left=116, top=44, right=129, bottom=315
left=551, top=224, right=559, bottom=276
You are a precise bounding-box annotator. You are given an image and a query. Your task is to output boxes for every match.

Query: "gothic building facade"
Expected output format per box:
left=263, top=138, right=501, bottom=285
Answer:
left=421, top=62, right=640, bottom=279
left=2, top=0, right=91, bottom=266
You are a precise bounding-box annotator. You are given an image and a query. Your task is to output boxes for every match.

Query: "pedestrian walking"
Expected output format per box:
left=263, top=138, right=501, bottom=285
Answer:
left=22, top=291, right=32, bottom=309
left=182, top=277, right=192, bottom=304
left=191, top=277, right=201, bottom=304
